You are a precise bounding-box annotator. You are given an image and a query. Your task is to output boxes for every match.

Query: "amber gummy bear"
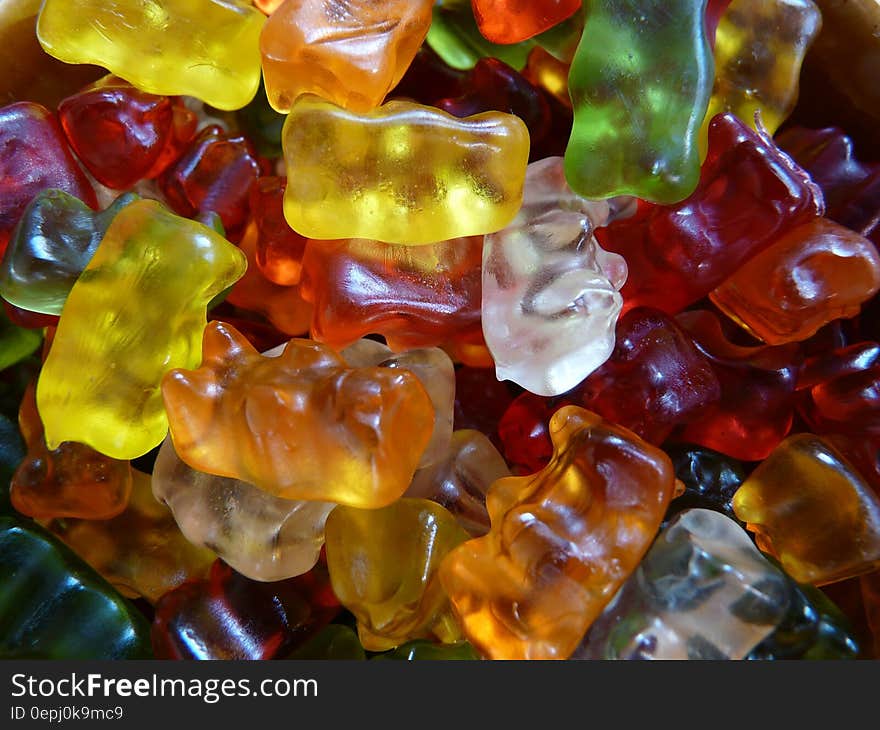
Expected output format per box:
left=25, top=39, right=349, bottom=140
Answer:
left=162, top=321, right=435, bottom=508
left=440, top=405, right=677, bottom=660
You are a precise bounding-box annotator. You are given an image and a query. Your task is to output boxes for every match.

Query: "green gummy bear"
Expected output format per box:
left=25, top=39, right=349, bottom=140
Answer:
left=0, top=515, right=153, bottom=659
left=564, top=0, right=713, bottom=204
left=0, top=306, right=41, bottom=373
left=286, top=625, right=366, bottom=660
left=372, top=639, right=480, bottom=661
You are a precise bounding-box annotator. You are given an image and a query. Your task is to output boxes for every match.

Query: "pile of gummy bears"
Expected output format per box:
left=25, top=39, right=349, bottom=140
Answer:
left=1, top=0, right=879, bottom=661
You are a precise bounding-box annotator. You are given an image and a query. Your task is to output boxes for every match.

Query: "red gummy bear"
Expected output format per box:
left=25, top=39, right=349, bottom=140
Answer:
left=58, top=76, right=197, bottom=190
left=0, top=102, right=96, bottom=254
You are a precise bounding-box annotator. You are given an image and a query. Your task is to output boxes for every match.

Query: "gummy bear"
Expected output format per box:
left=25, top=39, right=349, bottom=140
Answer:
left=0, top=515, right=151, bottom=659
left=405, top=429, right=511, bottom=537
left=162, top=322, right=434, bottom=508
left=564, top=0, right=714, bottom=204
left=776, top=125, right=880, bottom=242
left=281, top=94, right=529, bottom=244
left=160, top=125, right=262, bottom=237
left=663, top=444, right=746, bottom=525
left=37, top=0, right=266, bottom=111
left=336, top=338, right=455, bottom=470
left=440, top=406, right=677, bottom=659
left=152, top=559, right=337, bottom=660
left=35, top=199, right=247, bottom=459
left=299, top=235, right=483, bottom=351
left=709, top=218, right=880, bottom=345
left=733, top=433, right=880, bottom=585
left=0, top=101, right=96, bottom=254
left=701, top=0, right=821, bottom=153
left=152, top=435, right=334, bottom=583
left=251, top=177, right=308, bottom=286
left=260, top=0, right=434, bottom=113
left=577, top=308, right=721, bottom=445
left=10, top=381, right=131, bottom=521
left=58, top=75, right=197, bottom=189
left=482, top=156, right=626, bottom=396
left=576, top=509, right=790, bottom=660
left=325, top=498, right=469, bottom=651
left=0, top=190, right=135, bottom=316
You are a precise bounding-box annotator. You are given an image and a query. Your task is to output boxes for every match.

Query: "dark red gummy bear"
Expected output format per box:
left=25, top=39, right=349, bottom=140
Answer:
left=676, top=310, right=801, bottom=462
left=776, top=125, right=880, bottom=244
left=597, top=113, right=825, bottom=316
left=797, top=341, right=880, bottom=440
left=151, top=559, right=339, bottom=660
left=58, top=76, right=197, bottom=190
left=0, top=102, right=96, bottom=254
left=159, top=125, right=261, bottom=236
left=576, top=307, right=722, bottom=445
left=498, top=391, right=574, bottom=474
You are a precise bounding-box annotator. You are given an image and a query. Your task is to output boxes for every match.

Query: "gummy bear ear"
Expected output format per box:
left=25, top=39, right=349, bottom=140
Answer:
left=200, top=320, right=257, bottom=368
left=161, top=367, right=218, bottom=450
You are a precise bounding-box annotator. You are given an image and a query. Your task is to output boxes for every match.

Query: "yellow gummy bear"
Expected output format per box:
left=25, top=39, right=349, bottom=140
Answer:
left=324, top=498, right=469, bottom=651
left=36, top=0, right=265, bottom=111
left=36, top=199, right=247, bottom=460
left=700, top=0, right=821, bottom=156
left=282, top=94, right=530, bottom=245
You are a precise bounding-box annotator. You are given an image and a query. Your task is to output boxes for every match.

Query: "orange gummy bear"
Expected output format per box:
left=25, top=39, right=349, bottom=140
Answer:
left=162, top=321, right=435, bottom=508
left=11, top=381, right=131, bottom=520
left=260, top=0, right=434, bottom=113
left=439, top=405, right=676, bottom=660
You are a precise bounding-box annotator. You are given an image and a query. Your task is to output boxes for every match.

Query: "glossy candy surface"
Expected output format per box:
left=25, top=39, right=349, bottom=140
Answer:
left=578, top=308, right=721, bottom=445
left=152, top=435, right=334, bottom=583
left=162, top=322, right=434, bottom=508
left=564, top=0, right=713, bottom=203
left=482, top=156, right=625, bottom=396
left=733, top=434, right=880, bottom=585
left=36, top=0, right=265, bottom=111
left=0, top=190, right=134, bottom=316
left=709, top=218, right=880, bottom=345
left=261, top=0, right=434, bottom=113
left=440, top=406, right=677, bottom=659
left=152, top=559, right=338, bottom=660
left=160, top=125, right=262, bottom=235
left=326, top=498, right=469, bottom=651
left=58, top=75, right=197, bottom=189
left=0, top=515, right=151, bottom=659
left=10, top=381, right=131, bottom=520
left=405, top=429, right=510, bottom=537
left=702, top=0, right=821, bottom=151
left=300, top=235, right=483, bottom=351
left=281, top=95, right=530, bottom=244
left=35, top=199, right=246, bottom=460
left=576, top=509, right=790, bottom=659
left=472, top=0, right=582, bottom=45
left=0, top=102, right=96, bottom=253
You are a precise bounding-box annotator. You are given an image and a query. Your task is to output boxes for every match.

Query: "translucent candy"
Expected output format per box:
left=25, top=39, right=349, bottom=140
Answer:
left=482, top=156, right=626, bottom=396
left=576, top=509, right=790, bottom=659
